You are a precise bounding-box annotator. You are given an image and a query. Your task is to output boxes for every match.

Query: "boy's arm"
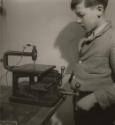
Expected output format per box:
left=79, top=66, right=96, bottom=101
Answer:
left=94, top=44, right=115, bottom=109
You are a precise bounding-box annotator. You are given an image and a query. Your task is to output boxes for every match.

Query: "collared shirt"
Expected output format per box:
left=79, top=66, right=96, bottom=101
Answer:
left=73, top=22, right=115, bottom=108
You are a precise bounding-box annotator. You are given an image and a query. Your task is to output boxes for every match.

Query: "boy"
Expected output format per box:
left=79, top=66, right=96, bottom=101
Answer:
left=69, top=0, right=115, bottom=125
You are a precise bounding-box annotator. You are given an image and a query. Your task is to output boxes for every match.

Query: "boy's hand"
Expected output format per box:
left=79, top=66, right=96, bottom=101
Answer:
left=76, top=93, right=97, bottom=111
left=70, top=76, right=78, bottom=90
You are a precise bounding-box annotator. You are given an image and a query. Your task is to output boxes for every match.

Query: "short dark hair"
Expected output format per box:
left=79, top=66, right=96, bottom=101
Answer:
left=71, top=0, right=108, bottom=10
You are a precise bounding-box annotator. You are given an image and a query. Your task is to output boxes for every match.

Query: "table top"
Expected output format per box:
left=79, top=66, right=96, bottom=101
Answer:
left=0, top=87, right=65, bottom=125
left=11, top=64, right=56, bottom=74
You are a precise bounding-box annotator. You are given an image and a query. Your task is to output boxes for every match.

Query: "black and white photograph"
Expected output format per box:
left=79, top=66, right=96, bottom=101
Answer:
left=0, top=0, right=115, bottom=125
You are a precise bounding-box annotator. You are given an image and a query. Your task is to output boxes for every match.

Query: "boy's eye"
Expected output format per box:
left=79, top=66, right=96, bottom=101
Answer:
left=76, top=12, right=84, bottom=18
left=77, top=13, right=84, bottom=18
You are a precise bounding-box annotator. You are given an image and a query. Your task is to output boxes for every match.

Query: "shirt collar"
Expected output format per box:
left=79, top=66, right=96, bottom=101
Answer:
left=84, top=21, right=112, bottom=44
left=94, top=21, right=112, bottom=38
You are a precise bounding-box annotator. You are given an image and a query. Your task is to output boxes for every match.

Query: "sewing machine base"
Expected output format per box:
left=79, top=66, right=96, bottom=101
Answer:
left=9, top=93, right=64, bottom=107
left=6, top=64, right=64, bottom=107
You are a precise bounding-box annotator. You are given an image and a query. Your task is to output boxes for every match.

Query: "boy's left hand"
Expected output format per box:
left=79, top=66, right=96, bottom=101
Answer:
left=76, top=93, right=97, bottom=111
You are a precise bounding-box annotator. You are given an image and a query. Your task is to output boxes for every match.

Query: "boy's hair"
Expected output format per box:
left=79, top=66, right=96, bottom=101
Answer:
left=71, top=0, right=108, bottom=10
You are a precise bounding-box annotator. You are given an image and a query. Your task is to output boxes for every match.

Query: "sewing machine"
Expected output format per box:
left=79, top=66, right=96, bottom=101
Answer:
left=2, top=45, right=65, bottom=107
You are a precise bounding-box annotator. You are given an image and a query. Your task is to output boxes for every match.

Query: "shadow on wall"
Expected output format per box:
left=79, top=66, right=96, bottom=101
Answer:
left=53, top=22, right=84, bottom=125
left=54, top=22, right=84, bottom=73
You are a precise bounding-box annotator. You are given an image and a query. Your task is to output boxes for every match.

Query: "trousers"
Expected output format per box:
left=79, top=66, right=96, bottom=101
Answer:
left=73, top=91, right=115, bottom=125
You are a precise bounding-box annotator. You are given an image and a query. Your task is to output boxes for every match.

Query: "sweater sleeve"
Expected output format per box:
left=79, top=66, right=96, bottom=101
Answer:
left=94, top=44, right=115, bottom=109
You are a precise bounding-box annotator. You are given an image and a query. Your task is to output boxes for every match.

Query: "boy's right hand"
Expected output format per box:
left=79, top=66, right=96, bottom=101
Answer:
left=69, top=76, right=80, bottom=91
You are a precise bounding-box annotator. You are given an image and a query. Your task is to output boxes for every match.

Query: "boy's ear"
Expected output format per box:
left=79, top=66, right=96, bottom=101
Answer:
left=97, top=4, right=104, bottom=12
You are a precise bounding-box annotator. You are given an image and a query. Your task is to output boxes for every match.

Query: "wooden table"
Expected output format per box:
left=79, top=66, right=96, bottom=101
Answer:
left=0, top=87, right=65, bottom=125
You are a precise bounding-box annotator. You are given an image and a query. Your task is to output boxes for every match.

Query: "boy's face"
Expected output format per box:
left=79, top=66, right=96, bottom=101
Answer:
left=74, top=1, right=103, bottom=33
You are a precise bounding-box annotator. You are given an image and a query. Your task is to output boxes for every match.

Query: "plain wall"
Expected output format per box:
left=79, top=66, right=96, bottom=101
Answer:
left=0, top=11, right=3, bottom=77
left=0, top=0, right=81, bottom=65
left=0, top=0, right=115, bottom=125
